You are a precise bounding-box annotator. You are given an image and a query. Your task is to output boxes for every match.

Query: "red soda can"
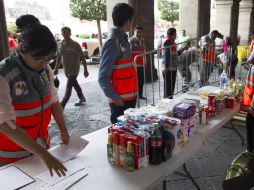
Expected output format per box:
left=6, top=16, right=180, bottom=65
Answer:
left=208, top=95, right=216, bottom=104
left=208, top=95, right=215, bottom=117
left=226, top=97, right=235, bottom=109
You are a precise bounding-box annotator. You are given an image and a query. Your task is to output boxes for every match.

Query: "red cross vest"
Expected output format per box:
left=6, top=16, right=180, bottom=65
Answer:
left=241, top=65, right=254, bottom=112
left=107, top=28, right=137, bottom=103
left=161, top=36, right=178, bottom=70
left=129, top=36, right=145, bottom=67
left=0, top=55, right=51, bottom=163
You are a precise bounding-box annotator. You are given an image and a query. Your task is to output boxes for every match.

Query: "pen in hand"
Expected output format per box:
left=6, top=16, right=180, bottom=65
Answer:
left=65, top=173, right=88, bottom=190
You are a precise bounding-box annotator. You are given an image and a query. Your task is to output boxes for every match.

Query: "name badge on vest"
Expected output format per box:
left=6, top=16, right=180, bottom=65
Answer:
left=40, top=70, right=50, bottom=89
left=14, top=81, right=28, bottom=96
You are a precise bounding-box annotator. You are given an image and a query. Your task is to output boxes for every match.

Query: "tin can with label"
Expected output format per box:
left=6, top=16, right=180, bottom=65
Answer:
left=208, top=95, right=215, bottom=117
left=226, top=97, right=235, bottom=109
left=201, top=106, right=209, bottom=125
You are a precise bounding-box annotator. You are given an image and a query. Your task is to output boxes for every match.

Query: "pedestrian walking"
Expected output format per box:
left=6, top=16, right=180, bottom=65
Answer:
left=54, top=27, right=89, bottom=109
left=0, top=22, right=69, bottom=177
left=98, top=3, right=137, bottom=124
left=130, top=25, right=146, bottom=99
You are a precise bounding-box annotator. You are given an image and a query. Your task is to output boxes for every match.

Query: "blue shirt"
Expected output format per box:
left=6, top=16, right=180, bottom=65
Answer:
left=98, top=40, right=121, bottom=101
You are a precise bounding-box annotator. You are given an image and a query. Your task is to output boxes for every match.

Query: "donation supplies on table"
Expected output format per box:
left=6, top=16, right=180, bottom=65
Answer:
left=106, top=86, right=238, bottom=172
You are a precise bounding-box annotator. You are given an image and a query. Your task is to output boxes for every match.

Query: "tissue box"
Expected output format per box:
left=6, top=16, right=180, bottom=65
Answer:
left=173, top=102, right=196, bottom=119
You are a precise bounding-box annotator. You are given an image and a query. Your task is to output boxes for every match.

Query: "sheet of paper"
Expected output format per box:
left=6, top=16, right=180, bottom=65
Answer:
left=0, top=166, right=35, bottom=190
left=36, top=160, right=87, bottom=187
left=49, top=134, right=89, bottom=163
left=38, top=170, right=88, bottom=190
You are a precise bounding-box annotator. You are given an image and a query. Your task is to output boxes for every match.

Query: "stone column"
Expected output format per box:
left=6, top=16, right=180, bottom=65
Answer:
left=249, top=0, right=254, bottom=36
left=179, top=0, right=199, bottom=39
left=129, top=0, right=156, bottom=82
left=0, top=0, right=9, bottom=60
left=230, top=0, right=241, bottom=46
left=106, top=0, right=128, bottom=30
left=214, top=0, right=241, bottom=47
left=197, top=0, right=211, bottom=39
left=238, top=0, right=253, bottom=44
left=214, top=0, right=233, bottom=36
left=179, top=0, right=211, bottom=40
left=106, top=0, right=156, bottom=82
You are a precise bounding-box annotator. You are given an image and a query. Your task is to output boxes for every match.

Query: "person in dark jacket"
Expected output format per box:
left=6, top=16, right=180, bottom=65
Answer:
left=162, top=28, right=178, bottom=98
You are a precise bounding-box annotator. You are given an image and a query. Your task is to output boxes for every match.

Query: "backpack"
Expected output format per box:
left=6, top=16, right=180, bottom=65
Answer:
left=226, top=151, right=254, bottom=180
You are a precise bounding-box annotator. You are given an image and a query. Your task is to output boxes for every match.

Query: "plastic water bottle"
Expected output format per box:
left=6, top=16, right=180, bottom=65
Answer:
left=219, top=71, right=228, bottom=89
left=149, top=123, right=162, bottom=165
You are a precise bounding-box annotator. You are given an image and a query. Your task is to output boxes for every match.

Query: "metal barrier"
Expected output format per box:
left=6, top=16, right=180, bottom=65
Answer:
left=134, top=38, right=238, bottom=108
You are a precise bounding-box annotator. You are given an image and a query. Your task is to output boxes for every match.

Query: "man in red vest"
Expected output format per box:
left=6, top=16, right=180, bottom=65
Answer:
left=130, top=25, right=146, bottom=99
left=98, top=3, right=137, bottom=124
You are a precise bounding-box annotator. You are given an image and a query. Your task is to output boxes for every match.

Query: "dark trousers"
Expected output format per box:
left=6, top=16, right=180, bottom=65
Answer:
left=163, top=70, right=177, bottom=98
left=137, top=67, right=144, bottom=97
left=109, top=98, right=137, bottom=124
left=246, top=113, right=254, bottom=152
left=61, top=76, right=85, bottom=109
left=229, top=54, right=238, bottom=79
left=200, top=61, right=212, bottom=87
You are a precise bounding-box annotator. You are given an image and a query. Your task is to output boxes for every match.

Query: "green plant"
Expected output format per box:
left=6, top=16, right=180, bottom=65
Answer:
left=79, top=34, right=91, bottom=39
left=70, top=0, right=106, bottom=50
left=157, top=0, right=179, bottom=27
left=7, top=23, right=17, bottom=33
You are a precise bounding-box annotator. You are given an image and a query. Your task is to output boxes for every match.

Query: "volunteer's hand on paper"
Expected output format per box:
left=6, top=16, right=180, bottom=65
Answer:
left=0, top=121, right=68, bottom=178
left=60, top=130, right=70, bottom=145
left=40, top=151, right=67, bottom=177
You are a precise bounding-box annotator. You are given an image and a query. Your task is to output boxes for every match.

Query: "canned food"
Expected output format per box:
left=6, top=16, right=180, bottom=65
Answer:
left=208, top=94, right=216, bottom=104
left=226, top=97, right=235, bottom=109
left=201, top=106, right=209, bottom=125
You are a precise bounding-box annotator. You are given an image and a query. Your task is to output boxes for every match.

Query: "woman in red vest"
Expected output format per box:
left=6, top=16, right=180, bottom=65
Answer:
left=0, top=22, right=69, bottom=177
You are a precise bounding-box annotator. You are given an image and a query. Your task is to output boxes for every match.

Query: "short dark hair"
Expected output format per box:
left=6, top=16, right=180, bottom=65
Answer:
left=225, top=36, right=233, bottom=46
left=167, top=28, right=176, bottom=36
left=19, top=23, right=56, bottom=56
left=16, top=14, right=40, bottom=32
left=134, top=26, right=143, bottom=31
left=217, top=33, right=223, bottom=39
left=211, top=30, right=219, bottom=36
left=61, top=26, right=71, bottom=32
left=112, top=3, right=134, bottom=27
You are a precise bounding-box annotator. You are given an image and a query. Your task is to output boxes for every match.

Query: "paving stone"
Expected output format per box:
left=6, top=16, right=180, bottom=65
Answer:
left=207, top=175, right=225, bottom=190
left=89, top=113, right=111, bottom=124
left=216, top=137, right=246, bottom=156
left=165, top=177, right=216, bottom=190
